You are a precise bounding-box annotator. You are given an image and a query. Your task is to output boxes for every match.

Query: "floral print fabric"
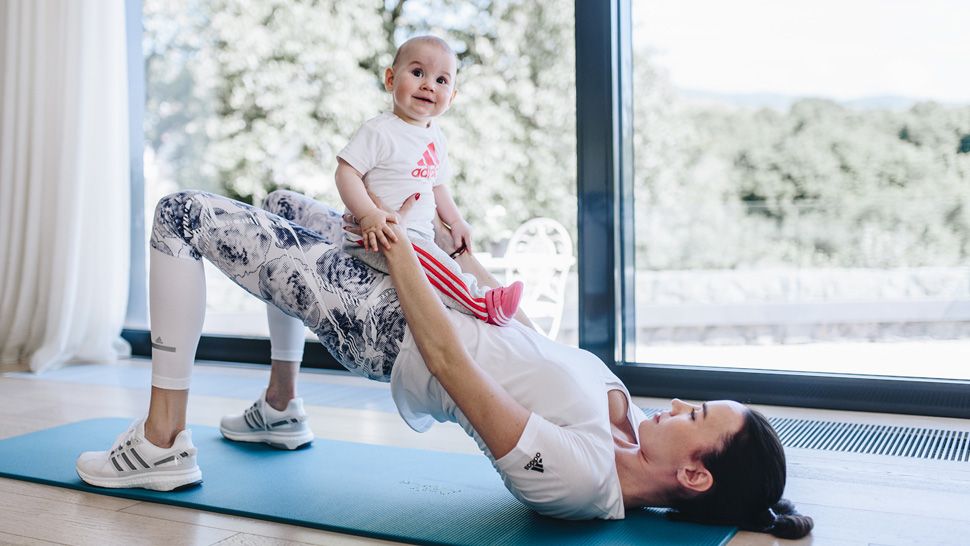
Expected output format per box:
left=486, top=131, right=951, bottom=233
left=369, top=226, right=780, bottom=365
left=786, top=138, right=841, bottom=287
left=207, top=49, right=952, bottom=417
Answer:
left=150, top=189, right=406, bottom=381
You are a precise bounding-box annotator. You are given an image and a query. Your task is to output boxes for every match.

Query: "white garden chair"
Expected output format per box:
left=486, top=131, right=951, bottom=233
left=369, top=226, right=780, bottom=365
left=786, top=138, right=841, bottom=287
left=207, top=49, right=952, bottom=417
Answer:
left=503, top=218, right=574, bottom=340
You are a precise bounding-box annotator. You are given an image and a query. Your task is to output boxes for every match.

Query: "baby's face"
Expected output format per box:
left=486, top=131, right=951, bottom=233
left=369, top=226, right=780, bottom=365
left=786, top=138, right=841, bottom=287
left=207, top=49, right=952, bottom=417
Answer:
left=385, top=42, right=457, bottom=126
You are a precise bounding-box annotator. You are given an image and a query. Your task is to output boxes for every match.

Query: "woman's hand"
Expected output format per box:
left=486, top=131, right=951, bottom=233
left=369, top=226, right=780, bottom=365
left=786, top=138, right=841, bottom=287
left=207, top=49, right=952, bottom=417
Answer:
left=343, top=191, right=418, bottom=248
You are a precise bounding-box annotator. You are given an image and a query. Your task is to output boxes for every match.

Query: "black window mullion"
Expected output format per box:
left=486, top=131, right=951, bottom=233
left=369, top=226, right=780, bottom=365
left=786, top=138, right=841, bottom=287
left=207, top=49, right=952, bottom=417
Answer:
left=575, top=0, right=624, bottom=367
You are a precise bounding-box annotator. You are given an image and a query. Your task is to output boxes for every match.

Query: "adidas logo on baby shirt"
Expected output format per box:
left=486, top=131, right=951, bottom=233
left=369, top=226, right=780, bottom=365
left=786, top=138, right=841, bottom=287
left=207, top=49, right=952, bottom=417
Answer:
left=411, top=142, right=439, bottom=179
left=524, top=452, right=544, bottom=473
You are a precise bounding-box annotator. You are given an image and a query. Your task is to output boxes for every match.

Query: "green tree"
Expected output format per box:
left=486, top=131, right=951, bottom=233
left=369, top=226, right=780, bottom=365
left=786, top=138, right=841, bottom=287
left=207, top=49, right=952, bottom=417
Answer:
left=203, top=0, right=387, bottom=205
left=145, top=0, right=577, bottom=251
left=144, top=0, right=220, bottom=193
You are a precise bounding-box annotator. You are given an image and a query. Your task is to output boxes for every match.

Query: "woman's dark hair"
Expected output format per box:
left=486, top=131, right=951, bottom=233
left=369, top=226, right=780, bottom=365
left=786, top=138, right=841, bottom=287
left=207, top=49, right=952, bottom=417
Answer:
left=668, top=408, right=814, bottom=539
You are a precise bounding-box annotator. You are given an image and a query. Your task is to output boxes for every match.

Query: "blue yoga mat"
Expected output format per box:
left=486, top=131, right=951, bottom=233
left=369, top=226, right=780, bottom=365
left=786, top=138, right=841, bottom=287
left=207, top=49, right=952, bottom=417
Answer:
left=0, top=419, right=735, bottom=545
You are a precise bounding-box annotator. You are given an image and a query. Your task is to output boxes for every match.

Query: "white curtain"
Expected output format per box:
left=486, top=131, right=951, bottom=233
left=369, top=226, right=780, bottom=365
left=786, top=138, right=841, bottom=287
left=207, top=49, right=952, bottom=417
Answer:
left=0, top=0, right=132, bottom=373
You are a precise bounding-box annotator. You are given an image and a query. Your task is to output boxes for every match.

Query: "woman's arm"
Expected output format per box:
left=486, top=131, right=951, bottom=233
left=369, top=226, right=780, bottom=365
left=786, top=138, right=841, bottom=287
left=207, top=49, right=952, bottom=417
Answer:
left=383, top=223, right=530, bottom=459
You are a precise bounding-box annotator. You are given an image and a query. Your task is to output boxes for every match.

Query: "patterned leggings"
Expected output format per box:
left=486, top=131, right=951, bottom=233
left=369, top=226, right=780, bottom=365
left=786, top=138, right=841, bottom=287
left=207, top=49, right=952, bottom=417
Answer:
left=150, top=189, right=407, bottom=382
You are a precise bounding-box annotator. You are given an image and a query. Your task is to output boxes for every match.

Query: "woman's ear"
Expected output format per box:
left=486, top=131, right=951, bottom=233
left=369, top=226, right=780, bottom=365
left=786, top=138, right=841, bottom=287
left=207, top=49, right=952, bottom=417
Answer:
left=384, top=67, right=395, bottom=92
left=676, top=464, right=713, bottom=494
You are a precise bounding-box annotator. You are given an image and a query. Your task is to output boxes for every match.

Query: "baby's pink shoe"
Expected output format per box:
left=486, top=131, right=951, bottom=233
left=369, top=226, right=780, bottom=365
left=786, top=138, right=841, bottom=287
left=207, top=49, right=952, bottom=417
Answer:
left=485, top=281, right=524, bottom=326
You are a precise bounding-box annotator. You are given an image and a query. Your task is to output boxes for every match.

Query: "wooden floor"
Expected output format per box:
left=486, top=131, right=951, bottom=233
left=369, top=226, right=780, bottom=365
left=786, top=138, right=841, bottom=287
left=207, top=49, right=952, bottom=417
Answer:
left=1, top=358, right=969, bottom=546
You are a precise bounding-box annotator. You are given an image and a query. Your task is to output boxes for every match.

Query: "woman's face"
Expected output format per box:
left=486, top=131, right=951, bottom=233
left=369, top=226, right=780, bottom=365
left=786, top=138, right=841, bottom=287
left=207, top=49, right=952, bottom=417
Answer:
left=637, top=399, right=746, bottom=467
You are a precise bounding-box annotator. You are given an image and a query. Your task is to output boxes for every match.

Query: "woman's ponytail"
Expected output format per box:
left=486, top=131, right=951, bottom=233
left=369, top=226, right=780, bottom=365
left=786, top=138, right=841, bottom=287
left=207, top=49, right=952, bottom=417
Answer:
left=669, top=409, right=813, bottom=539
left=754, top=499, right=814, bottom=539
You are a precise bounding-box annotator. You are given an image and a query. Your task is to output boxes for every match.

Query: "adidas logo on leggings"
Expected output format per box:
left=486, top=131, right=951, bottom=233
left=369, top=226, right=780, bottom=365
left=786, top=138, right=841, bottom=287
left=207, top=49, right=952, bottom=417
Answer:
left=524, top=452, right=544, bottom=473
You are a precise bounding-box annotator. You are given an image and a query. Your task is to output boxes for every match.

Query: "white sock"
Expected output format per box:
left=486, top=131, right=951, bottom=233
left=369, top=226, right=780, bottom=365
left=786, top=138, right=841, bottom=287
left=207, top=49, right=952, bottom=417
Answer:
left=149, top=249, right=205, bottom=390
left=266, top=303, right=305, bottom=362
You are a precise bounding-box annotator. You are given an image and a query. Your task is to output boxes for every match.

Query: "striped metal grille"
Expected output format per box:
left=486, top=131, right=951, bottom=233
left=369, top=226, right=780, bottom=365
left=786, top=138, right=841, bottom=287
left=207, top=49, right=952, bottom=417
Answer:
left=769, top=418, right=970, bottom=461
left=643, top=409, right=970, bottom=462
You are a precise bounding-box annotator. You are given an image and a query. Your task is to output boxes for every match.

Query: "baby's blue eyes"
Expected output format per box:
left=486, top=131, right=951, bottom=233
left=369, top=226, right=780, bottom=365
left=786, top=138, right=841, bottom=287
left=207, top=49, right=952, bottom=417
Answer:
left=411, top=69, right=423, bottom=77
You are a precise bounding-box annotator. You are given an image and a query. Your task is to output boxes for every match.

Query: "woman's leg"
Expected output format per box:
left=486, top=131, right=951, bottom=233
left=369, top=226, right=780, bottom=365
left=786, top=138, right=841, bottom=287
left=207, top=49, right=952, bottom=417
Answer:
left=219, top=190, right=351, bottom=449
left=148, top=189, right=405, bottom=400
left=143, top=247, right=205, bottom=447
left=254, top=188, right=406, bottom=381
left=78, top=190, right=406, bottom=489
left=258, top=190, right=347, bottom=409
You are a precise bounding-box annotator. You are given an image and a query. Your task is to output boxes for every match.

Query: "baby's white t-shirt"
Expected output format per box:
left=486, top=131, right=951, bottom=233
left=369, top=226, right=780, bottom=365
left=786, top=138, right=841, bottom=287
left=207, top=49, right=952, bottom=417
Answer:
left=390, top=316, right=649, bottom=520
left=337, top=112, right=450, bottom=240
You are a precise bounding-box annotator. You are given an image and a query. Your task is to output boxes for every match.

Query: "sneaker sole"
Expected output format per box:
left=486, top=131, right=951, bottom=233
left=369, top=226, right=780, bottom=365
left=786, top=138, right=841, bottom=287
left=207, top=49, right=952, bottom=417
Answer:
left=76, top=466, right=202, bottom=491
left=219, top=427, right=314, bottom=450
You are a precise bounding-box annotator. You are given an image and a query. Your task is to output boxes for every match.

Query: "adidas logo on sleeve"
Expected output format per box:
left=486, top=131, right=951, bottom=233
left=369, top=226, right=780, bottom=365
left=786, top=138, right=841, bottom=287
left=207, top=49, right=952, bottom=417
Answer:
left=524, top=452, right=544, bottom=473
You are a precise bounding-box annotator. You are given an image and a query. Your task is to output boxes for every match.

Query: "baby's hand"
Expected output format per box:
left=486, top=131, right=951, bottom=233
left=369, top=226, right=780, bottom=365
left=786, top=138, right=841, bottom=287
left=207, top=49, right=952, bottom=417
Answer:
left=358, top=210, right=399, bottom=251
left=450, top=219, right=473, bottom=254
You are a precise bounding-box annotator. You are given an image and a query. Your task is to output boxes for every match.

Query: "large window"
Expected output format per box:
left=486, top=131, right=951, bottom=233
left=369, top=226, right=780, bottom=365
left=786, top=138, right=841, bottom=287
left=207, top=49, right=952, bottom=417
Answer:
left=129, top=1, right=970, bottom=414
left=137, top=1, right=578, bottom=345
left=629, top=0, right=970, bottom=380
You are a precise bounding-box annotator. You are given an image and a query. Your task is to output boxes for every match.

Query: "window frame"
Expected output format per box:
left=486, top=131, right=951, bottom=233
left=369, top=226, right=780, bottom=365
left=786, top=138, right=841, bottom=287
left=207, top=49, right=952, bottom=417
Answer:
left=575, top=0, right=970, bottom=419
left=125, top=0, right=970, bottom=418
left=125, top=0, right=146, bottom=327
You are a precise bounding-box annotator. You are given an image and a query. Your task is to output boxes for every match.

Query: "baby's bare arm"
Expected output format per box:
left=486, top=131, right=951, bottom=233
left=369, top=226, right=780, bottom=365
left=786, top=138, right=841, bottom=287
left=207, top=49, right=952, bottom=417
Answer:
left=335, top=159, right=397, bottom=250
left=335, top=159, right=381, bottom=220
left=432, top=184, right=463, bottom=226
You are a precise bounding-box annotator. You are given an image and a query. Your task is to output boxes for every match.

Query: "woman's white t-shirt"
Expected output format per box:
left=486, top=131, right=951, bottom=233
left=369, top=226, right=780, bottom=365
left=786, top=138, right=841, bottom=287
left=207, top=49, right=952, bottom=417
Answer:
left=390, top=315, right=649, bottom=520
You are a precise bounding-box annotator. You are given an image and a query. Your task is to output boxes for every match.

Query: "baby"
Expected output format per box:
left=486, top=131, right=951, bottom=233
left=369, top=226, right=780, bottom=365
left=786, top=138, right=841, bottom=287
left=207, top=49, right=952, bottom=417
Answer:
left=336, top=35, right=522, bottom=325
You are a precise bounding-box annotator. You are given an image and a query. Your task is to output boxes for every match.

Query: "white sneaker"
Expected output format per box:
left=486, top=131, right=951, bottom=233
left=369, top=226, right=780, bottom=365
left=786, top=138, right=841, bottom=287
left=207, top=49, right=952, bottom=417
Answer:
left=75, top=418, right=202, bottom=491
left=220, top=391, right=314, bottom=450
